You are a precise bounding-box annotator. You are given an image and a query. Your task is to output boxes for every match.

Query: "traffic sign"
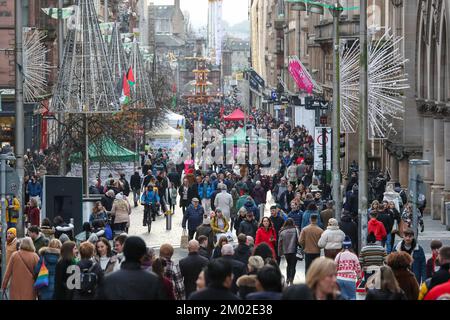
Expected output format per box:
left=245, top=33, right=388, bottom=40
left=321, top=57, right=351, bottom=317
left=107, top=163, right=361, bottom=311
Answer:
left=314, top=127, right=331, bottom=171
left=271, top=91, right=278, bottom=100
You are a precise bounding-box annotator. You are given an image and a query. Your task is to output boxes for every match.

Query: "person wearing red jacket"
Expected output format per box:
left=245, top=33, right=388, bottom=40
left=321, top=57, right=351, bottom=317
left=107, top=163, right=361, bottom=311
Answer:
left=255, top=217, right=277, bottom=254
left=367, top=211, right=387, bottom=242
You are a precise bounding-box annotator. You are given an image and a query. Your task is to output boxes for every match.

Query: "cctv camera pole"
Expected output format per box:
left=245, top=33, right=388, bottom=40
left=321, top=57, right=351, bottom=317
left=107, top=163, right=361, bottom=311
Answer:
left=331, top=3, right=343, bottom=221
left=15, top=0, right=25, bottom=237
left=358, top=0, right=369, bottom=253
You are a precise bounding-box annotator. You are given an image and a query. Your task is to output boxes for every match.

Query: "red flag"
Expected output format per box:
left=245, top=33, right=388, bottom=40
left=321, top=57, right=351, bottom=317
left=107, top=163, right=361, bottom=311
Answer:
left=127, top=67, right=135, bottom=87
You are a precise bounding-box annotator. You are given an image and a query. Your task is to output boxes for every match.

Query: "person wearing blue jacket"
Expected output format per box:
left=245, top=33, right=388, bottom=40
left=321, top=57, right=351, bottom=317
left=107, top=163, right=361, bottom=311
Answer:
left=34, top=241, right=60, bottom=300
left=198, top=176, right=213, bottom=214
left=394, top=228, right=426, bottom=284
left=288, top=201, right=303, bottom=230
left=182, top=198, right=205, bottom=240
left=141, top=186, right=160, bottom=225
left=243, top=197, right=260, bottom=222
left=27, top=175, right=42, bottom=200
left=301, top=203, right=324, bottom=230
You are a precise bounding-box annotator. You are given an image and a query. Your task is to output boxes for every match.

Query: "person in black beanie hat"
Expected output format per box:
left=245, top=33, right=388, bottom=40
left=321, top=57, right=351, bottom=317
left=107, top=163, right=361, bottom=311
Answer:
left=96, top=236, right=167, bottom=300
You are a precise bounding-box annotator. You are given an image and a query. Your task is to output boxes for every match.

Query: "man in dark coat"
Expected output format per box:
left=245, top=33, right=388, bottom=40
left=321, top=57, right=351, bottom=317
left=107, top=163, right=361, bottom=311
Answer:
left=182, top=198, right=204, bottom=240
left=179, top=240, right=209, bottom=298
left=233, top=234, right=252, bottom=265
left=197, top=235, right=211, bottom=260
left=237, top=212, right=258, bottom=239
left=189, top=258, right=240, bottom=300
left=195, top=214, right=214, bottom=255
left=96, top=236, right=166, bottom=300
left=130, top=171, right=142, bottom=207
left=217, top=244, right=247, bottom=294
left=339, top=211, right=358, bottom=252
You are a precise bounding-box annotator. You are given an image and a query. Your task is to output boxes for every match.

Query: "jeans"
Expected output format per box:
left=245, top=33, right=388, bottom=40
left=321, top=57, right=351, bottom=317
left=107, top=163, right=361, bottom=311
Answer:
left=285, top=253, right=297, bottom=282
left=305, top=253, right=321, bottom=275
left=337, top=278, right=356, bottom=300
left=385, top=233, right=393, bottom=254
left=132, top=188, right=140, bottom=206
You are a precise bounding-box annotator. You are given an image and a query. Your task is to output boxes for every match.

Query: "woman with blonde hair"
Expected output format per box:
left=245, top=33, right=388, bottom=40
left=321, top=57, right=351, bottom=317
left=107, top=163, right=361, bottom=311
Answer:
left=110, top=193, right=131, bottom=233
left=365, top=265, right=407, bottom=300
left=1, top=237, right=40, bottom=300
left=211, top=208, right=230, bottom=240
left=35, top=239, right=62, bottom=300
left=89, top=201, right=108, bottom=225
left=305, top=257, right=341, bottom=300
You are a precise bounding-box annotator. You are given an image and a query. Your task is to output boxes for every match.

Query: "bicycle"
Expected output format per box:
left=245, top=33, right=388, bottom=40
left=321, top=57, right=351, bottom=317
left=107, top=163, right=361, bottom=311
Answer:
left=144, top=202, right=160, bottom=233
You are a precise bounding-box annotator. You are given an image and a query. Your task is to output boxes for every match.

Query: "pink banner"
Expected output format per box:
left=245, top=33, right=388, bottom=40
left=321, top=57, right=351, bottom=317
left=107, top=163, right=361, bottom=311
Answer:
left=288, top=57, right=314, bottom=94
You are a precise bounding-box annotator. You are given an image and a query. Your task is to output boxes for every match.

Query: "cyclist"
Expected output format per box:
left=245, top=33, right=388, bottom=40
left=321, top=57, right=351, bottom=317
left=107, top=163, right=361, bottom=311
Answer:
left=141, top=185, right=160, bottom=227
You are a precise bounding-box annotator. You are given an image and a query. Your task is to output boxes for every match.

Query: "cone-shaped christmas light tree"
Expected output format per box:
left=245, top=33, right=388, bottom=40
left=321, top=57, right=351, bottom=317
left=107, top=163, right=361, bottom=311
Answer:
left=50, top=0, right=119, bottom=113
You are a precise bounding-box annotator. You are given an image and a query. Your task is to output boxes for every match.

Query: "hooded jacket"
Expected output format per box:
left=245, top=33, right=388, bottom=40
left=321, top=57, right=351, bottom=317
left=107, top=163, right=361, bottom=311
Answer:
left=318, top=226, right=346, bottom=250
left=34, top=247, right=60, bottom=300
left=368, top=218, right=387, bottom=241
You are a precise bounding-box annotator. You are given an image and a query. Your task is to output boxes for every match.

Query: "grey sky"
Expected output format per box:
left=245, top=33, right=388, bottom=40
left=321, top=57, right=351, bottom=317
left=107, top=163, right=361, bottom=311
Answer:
left=152, top=0, right=249, bottom=28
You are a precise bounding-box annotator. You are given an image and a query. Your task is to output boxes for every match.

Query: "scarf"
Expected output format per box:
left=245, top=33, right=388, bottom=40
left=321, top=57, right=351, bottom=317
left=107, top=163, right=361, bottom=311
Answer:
left=401, top=239, right=416, bottom=255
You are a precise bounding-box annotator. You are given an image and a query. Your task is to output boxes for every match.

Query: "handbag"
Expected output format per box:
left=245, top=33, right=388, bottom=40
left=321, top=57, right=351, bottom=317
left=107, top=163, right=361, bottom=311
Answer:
left=180, top=229, right=189, bottom=249
left=295, top=228, right=304, bottom=261
left=34, top=259, right=49, bottom=289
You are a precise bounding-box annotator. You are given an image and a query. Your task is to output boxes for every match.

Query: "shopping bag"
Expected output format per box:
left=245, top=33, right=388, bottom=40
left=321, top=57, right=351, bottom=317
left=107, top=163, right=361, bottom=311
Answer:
left=180, top=229, right=189, bottom=249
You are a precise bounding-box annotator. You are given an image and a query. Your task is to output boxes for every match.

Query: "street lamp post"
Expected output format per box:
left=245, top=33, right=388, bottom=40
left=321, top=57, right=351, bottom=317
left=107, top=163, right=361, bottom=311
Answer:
left=358, top=0, right=369, bottom=252
left=15, top=0, right=25, bottom=237
left=331, top=2, right=343, bottom=222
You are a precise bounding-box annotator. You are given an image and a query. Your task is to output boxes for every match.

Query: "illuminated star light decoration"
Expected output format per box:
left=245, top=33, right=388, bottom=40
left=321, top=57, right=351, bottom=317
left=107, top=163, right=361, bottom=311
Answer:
left=340, top=28, right=409, bottom=138
left=23, top=28, right=51, bottom=102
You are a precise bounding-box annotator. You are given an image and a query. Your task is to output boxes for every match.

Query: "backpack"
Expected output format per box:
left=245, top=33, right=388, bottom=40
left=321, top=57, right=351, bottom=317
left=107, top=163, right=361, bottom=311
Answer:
left=79, top=263, right=98, bottom=295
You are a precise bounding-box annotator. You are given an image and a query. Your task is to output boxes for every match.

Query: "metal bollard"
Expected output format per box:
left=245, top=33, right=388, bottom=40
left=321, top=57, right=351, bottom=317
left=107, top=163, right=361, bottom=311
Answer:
left=166, top=212, right=172, bottom=230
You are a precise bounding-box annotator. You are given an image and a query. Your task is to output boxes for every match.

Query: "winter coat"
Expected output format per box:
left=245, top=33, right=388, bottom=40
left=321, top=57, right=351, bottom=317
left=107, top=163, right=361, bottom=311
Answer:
left=377, top=211, right=394, bottom=234
left=368, top=218, right=387, bottom=241
left=320, top=209, right=334, bottom=229
left=236, top=274, right=257, bottom=299
left=6, top=238, right=17, bottom=266
left=238, top=220, right=258, bottom=239
left=270, top=215, right=285, bottom=239
left=301, top=210, right=324, bottom=229
left=4, top=197, right=20, bottom=224
left=243, top=202, right=260, bottom=222
left=28, top=180, right=42, bottom=198
left=288, top=210, right=303, bottom=229
left=54, top=259, right=75, bottom=300
left=247, top=291, right=282, bottom=300
left=110, top=199, right=131, bottom=225
left=255, top=226, right=277, bottom=253
left=130, top=173, right=142, bottom=190
left=221, top=256, right=247, bottom=294
left=211, top=216, right=230, bottom=234
left=33, top=234, right=49, bottom=253
left=278, top=226, right=298, bottom=256
left=34, top=248, right=60, bottom=300
left=318, top=226, right=346, bottom=250
left=101, top=194, right=114, bottom=211
left=73, top=259, right=104, bottom=300
left=182, top=204, right=205, bottom=231
left=214, top=191, right=233, bottom=220
left=394, top=241, right=426, bottom=284
left=236, top=195, right=251, bottom=212
left=391, top=268, right=420, bottom=300
left=179, top=252, right=209, bottom=298
left=196, top=224, right=215, bottom=252
left=96, top=261, right=166, bottom=300
left=251, top=186, right=266, bottom=205
left=299, top=223, right=323, bottom=254
left=339, top=215, right=358, bottom=252
left=273, top=184, right=288, bottom=202
left=198, top=182, right=213, bottom=200
left=178, top=185, right=199, bottom=207
left=233, top=244, right=252, bottom=265
left=279, top=190, right=295, bottom=212
left=1, top=250, right=40, bottom=300
left=26, top=206, right=41, bottom=227
left=141, top=190, right=160, bottom=204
